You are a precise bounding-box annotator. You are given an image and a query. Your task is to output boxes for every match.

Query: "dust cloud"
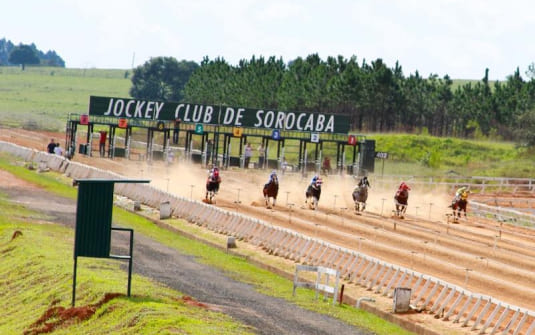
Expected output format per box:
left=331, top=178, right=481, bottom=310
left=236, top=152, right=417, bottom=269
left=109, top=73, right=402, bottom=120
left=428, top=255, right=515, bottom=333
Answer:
left=115, top=158, right=454, bottom=221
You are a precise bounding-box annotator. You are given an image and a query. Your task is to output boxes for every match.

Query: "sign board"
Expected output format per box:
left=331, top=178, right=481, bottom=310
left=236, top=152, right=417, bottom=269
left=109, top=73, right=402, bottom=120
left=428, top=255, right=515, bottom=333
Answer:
left=348, top=135, right=356, bottom=146
left=80, top=114, right=89, bottom=125
left=311, top=133, right=320, bottom=143
left=194, top=123, right=204, bottom=134
left=118, top=118, right=128, bottom=128
left=375, top=151, right=388, bottom=159
left=232, top=127, right=243, bottom=137
left=156, top=121, right=165, bottom=131
left=88, top=96, right=350, bottom=134
left=272, top=129, right=281, bottom=140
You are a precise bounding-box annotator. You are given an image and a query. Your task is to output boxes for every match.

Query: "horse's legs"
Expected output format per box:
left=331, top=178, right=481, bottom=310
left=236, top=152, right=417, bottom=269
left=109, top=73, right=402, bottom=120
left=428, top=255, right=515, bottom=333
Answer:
left=272, top=198, right=276, bottom=207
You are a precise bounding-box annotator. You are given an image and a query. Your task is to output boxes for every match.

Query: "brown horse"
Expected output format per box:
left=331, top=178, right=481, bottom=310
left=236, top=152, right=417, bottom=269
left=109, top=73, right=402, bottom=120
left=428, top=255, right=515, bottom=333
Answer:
left=305, top=182, right=322, bottom=210
left=352, top=185, right=368, bottom=213
left=450, top=191, right=468, bottom=221
left=263, top=175, right=279, bottom=209
left=205, top=176, right=221, bottom=204
left=394, top=188, right=409, bottom=218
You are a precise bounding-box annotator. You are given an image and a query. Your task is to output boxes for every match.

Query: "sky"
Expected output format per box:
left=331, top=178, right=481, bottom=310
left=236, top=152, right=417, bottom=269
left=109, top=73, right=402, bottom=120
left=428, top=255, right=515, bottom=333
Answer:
left=3, top=0, right=534, bottom=81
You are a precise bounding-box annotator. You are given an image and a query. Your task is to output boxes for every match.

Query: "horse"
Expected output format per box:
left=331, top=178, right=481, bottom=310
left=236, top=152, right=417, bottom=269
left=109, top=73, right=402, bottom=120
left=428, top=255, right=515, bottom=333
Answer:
left=394, top=188, right=409, bottom=219
left=205, top=177, right=220, bottom=204
left=352, top=184, right=368, bottom=214
left=450, top=191, right=468, bottom=222
left=263, top=175, right=279, bottom=209
left=305, top=182, right=322, bottom=210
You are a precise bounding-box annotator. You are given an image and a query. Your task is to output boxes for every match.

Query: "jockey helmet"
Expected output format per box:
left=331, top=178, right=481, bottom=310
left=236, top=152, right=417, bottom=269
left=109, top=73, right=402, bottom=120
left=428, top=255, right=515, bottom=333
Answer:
left=400, top=182, right=410, bottom=191
left=213, top=168, right=219, bottom=178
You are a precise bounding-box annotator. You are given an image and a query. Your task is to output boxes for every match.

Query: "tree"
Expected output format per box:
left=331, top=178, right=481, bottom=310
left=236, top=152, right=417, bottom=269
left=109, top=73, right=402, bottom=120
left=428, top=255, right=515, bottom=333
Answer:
left=130, top=57, right=199, bottom=101
left=526, top=62, right=535, bottom=80
left=8, top=44, right=39, bottom=70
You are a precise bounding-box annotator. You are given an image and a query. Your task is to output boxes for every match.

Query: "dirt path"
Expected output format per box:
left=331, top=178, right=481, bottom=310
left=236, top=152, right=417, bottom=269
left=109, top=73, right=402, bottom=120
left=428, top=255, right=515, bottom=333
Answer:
left=0, top=170, right=370, bottom=335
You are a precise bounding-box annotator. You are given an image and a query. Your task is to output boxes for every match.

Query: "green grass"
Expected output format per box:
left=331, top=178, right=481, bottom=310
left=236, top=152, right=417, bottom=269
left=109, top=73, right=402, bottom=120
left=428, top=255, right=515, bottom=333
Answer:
left=0, top=221, right=254, bottom=335
left=0, top=153, right=413, bottom=335
left=367, top=133, right=535, bottom=177
left=0, top=66, right=131, bottom=131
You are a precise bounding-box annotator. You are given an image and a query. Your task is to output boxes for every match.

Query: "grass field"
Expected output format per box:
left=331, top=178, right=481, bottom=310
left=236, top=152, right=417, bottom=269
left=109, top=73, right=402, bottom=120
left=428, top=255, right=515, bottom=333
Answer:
left=0, top=154, right=412, bottom=335
left=0, top=66, right=131, bottom=131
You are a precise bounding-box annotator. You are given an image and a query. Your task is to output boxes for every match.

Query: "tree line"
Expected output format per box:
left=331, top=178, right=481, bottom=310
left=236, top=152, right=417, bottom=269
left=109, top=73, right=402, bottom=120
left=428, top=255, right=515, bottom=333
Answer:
left=0, top=38, right=65, bottom=69
left=130, top=54, right=535, bottom=146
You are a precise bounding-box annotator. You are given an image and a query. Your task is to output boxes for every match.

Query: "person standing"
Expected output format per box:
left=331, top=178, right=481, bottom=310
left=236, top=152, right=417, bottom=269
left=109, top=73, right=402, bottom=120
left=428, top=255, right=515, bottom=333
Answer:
left=99, top=130, right=107, bottom=157
left=244, top=143, right=252, bottom=169
left=258, top=143, right=265, bottom=169
left=47, top=139, right=56, bottom=154
left=281, top=156, right=288, bottom=175
left=54, top=143, right=64, bottom=156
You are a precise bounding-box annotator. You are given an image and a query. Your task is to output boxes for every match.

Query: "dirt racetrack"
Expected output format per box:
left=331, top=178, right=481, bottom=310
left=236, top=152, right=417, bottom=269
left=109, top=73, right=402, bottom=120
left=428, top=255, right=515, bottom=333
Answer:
left=2, top=128, right=535, bottom=334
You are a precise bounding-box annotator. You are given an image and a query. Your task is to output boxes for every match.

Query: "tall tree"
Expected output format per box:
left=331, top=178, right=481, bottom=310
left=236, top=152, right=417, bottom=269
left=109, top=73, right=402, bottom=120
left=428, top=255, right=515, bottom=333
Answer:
left=130, top=57, right=198, bottom=101
left=8, top=44, right=39, bottom=70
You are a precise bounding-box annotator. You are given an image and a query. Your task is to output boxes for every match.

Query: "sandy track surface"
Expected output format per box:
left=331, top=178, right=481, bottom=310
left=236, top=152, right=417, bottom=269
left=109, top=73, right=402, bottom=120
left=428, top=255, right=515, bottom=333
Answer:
left=3, top=128, right=535, bottom=334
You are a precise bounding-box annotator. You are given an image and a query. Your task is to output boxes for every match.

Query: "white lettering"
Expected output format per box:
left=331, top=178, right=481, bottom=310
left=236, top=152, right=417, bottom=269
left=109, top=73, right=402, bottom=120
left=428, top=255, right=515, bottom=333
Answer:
left=315, top=114, right=325, bottom=131
left=264, top=111, right=275, bottom=128
left=175, top=104, right=184, bottom=119
left=285, top=113, right=295, bottom=129
left=154, top=102, right=164, bottom=119
left=303, top=114, right=314, bottom=131
left=296, top=113, right=307, bottom=130
left=113, top=99, right=124, bottom=117
left=145, top=101, right=154, bottom=118
left=274, top=112, right=285, bottom=129
left=325, top=115, right=335, bottom=132
left=235, top=108, right=245, bottom=125
left=125, top=100, right=135, bottom=117
left=192, top=105, right=202, bottom=122
left=104, top=98, right=113, bottom=116
left=134, top=101, right=145, bottom=118
left=183, top=104, right=192, bottom=122
left=254, top=110, right=264, bottom=127
left=203, top=106, right=214, bottom=123
left=223, top=107, right=235, bottom=124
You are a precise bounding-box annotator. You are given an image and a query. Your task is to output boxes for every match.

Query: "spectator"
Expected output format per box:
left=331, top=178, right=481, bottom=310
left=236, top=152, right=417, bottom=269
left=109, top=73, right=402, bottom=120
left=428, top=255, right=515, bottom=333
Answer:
left=206, top=139, right=213, bottom=166
left=244, top=143, right=252, bottom=169
left=99, top=130, right=107, bottom=157
left=281, top=156, right=288, bottom=175
left=54, top=143, right=64, bottom=156
left=258, top=143, right=265, bottom=169
left=47, top=138, right=56, bottom=154
left=322, top=156, right=331, bottom=175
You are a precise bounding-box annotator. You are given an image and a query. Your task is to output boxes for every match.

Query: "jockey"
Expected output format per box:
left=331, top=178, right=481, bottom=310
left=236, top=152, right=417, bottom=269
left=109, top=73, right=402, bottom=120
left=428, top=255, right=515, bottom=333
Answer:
left=454, top=186, right=469, bottom=201
left=265, top=170, right=278, bottom=188
left=310, top=175, right=319, bottom=186
left=207, top=166, right=221, bottom=193
left=313, top=176, right=323, bottom=188
left=358, top=176, right=370, bottom=188
left=396, top=182, right=410, bottom=197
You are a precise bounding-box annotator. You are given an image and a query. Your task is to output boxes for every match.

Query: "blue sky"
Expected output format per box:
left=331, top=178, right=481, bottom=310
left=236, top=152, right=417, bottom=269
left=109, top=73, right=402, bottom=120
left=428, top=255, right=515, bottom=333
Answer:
left=3, top=0, right=534, bottom=80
